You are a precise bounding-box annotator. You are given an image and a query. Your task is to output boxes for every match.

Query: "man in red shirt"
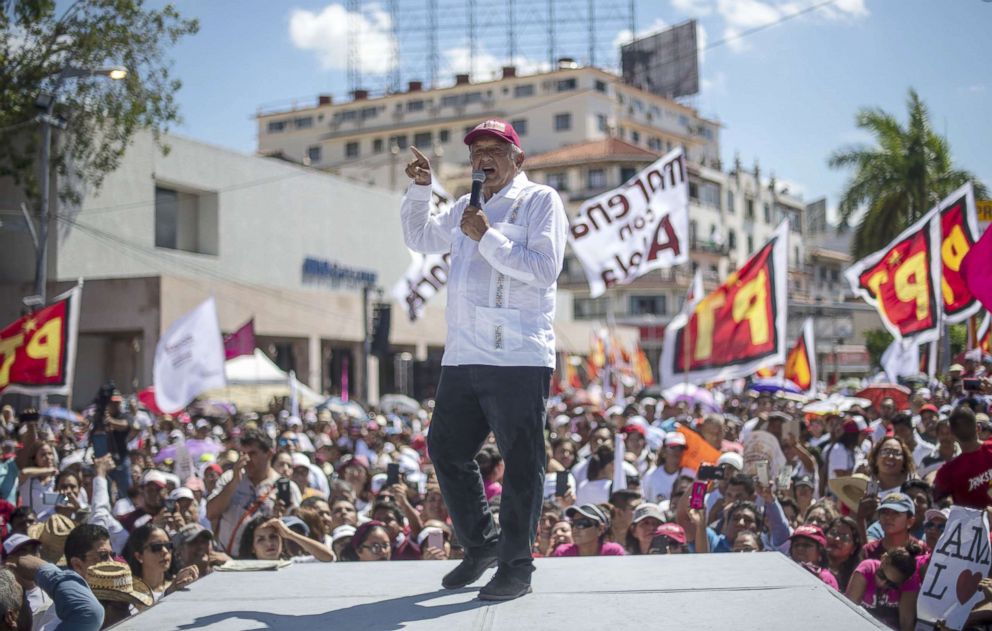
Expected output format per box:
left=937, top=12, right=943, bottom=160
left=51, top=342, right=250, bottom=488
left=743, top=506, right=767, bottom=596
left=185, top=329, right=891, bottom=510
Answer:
left=933, top=407, right=992, bottom=508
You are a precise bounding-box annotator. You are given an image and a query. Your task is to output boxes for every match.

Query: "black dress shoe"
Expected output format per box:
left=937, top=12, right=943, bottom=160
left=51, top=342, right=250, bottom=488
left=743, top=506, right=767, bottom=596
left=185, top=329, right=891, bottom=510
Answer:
left=441, top=553, right=498, bottom=589
left=477, top=569, right=532, bottom=601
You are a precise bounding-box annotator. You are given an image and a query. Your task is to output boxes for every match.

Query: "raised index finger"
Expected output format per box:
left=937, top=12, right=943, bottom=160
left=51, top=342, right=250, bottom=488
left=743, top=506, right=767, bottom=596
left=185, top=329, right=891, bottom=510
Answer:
left=409, top=146, right=429, bottom=164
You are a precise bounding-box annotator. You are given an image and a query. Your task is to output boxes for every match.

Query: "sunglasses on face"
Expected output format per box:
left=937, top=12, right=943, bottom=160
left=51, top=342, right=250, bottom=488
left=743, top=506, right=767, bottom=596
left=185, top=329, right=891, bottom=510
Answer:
left=145, top=542, right=173, bottom=554
left=923, top=521, right=946, bottom=532
left=879, top=449, right=904, bottom=459
left=826, top=530, right=852, bottom=542
left=360, top=542, right=390, bottom=554
left=572, top=518, right=598, bottom=530
left=877, top=567, right=900, bottom=591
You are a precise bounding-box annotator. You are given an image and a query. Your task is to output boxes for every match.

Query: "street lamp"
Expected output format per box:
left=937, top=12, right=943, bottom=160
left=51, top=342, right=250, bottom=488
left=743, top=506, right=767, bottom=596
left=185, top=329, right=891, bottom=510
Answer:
left=32, top=65, right=127, bottom=307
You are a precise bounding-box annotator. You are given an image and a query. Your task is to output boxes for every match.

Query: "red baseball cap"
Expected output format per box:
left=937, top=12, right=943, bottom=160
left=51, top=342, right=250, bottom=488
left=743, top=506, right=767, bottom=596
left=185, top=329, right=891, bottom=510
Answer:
left=790, top=524, right=827, bottom=548
left=622, top=424, right=646, bottom=436
left=653, top=523, right=686, bottom=545
left=920, top=404, right=939, bottom=414
left=463, top=119, right=521, bottom=149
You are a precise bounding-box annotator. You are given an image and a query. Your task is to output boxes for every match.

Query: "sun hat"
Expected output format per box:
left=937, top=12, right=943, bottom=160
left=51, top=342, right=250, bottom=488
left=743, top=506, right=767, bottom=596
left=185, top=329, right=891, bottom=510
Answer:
left=827, top=473, right=870, bottom=512
left=86, top=561, right=154, bottom=608
left=27, top=514, right=74, bottom=564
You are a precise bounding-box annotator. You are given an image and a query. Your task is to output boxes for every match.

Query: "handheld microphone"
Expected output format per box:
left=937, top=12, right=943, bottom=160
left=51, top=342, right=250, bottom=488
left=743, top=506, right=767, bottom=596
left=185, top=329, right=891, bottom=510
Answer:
left=470, top=170, right=485, bottom=208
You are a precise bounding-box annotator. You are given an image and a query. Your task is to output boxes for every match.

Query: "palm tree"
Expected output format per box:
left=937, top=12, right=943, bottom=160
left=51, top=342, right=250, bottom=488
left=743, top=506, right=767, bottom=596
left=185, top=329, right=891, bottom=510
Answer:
left=829, top=89, right=987, bottom=259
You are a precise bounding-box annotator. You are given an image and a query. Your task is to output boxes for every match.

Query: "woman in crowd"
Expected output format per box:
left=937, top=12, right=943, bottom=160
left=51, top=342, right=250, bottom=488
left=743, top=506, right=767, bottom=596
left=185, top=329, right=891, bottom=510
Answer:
left=475, top=445, right=504, bottom=502
left=125, top=524, right=199, bottom=601
left=551, top=437, right=578, bottom=472
left=552, top=504, right=624, bottom=557
left=861, top=493, right=926, bottom=561
left=845, top=543, right=923, bottom=631
left=18, top=441, right=58, bottom=519
left=787, top=525, right=838, bottom=589
left=921, top=507, right=948, bottom=551
left=624, top=503, right=665, bottom=555
left=238, top=515, right=335, bottom=562
left=822, top=420, right=864, bottom=482
left=421, top=484, right=449, bottom=524
left=803, top=499, right=839, bottom=529
left=338, top=520, right=392, bottom=561
left=731, top=530, right=764, bottom=553
left=337, top=456, right=374, bottom=512
left=575, top=445, right=614, bottom=505
left=866, top=437, right=916, bottom=496
left=825, top=516, right=863, bottom=592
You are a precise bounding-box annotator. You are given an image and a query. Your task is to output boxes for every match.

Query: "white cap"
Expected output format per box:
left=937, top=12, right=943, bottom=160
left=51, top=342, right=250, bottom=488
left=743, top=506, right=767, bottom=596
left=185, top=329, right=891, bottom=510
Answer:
left=195, top=419, right=210, bottom=430
left=331, top=525, right=356, bottom=543
left=287, top=416, right=303, bottom=428
left=168, top=487, right=195, bottom=502
left=291, top=453, right=311, bottom=469
left=370, top=472, right=388, bottom=494
left=143, top=470, right=168, bottom=487
left=3, top=534, right=40, bottom=557
left=717, top=452, right=744, bottom=471
left=606, top=405, right=625, bottom=417
left=665, top=432, right=687, bottom=447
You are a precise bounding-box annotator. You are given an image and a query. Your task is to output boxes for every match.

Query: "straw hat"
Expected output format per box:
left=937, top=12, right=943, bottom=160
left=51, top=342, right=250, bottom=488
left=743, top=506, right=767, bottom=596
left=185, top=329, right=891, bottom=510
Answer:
left=828, top=473, right=870, bottom=512
left=27, top=514, right=75, bottom=564
left=86, top=561, right=154, bottom=608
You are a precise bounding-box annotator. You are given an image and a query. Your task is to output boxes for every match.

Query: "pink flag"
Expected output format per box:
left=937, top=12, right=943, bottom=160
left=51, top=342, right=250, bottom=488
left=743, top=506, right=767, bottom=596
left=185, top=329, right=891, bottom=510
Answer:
left=961, top=226, right=992, bottom=312
left=223, top=319, right=255, bottom=360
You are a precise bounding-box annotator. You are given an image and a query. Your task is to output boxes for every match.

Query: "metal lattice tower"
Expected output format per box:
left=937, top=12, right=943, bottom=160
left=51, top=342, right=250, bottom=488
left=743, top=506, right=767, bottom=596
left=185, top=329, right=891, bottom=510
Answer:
left=345, top=0, right=635, bottom=95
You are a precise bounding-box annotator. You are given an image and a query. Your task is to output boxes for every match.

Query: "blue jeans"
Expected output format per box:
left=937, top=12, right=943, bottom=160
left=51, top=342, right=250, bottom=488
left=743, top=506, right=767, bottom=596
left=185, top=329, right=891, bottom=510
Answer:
left=108, top=455, right=131, bottom=502
left=427, top=365, right=551, bottom=578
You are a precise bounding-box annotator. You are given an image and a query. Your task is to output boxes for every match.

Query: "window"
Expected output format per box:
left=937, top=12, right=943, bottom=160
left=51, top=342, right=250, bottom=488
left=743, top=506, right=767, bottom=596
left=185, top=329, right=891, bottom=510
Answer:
left=554, top=113, right=572, bottom=131
left=630, top=130, right=640, bottom=144
left=389, top=135, right=408, bottom=150
left=574, top=297, right=610, bottom=320
left=307, top=145, right=322, bottom=163
left=546, top=172, right=568, bottom=191
left=727, top=190, right=735, bottom=213
left=334, top=110, right=358, bottom=122
left=745, top=198, right=755, bottom=220
left=373, top=138, right=384, bottom=153
left=647, top=137, right=661, bottom=151
left=154, top=186, right=218, bottom=255
left=345, top=142, right=359, bottom=158
left=556, top=78, right=577, bottom=91
left=440, top=95, right=460, bottom=107
left=699, top=182, right=721, bottom=208
left=438, top=129, right=450, bottom=143
left=266, top=120, right=287, bottom=133
left=594, top=80, right=607, bottom=93
left=413, top=132, right=432, bottom=149
left=510, top=119, right=527, bottom=136
left=689, top=181, right=699, bottom=201
left=587, top=168, right=606, bottom=190
left=620, top=166, right=637, bottom=183
left=747, top=235, right=754, bottom=254
left=294, top=117, right=313, bottom=129
left=513, top=84, right=535, bottom=98
left=463, top=92, right=483, bottom=104
left=597, top=114, right=608, bottom=133
left=406, top=100, right=425, bottom=112
left=763, top=202, right=771, bottom=223
left=728, top=229, right=737, bottom=250
left=629, top=295, right=667, bottom=316
left=360, top=106, right=378, bottom=119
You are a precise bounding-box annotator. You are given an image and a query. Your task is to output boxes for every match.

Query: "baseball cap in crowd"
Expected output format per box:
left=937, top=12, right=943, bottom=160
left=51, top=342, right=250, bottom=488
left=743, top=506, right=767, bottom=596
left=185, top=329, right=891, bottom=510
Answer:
left=665, top=432, right=687, bottom=448
left=622, top=424, right=646, bottom=437
left=168, top=487, right=194, bottom=502
left=717, top=452, right=744, bottom=471
left=924, top=507, right=950, bottom=523
left=195, top=418, right=210, bottom=430
left=336, top=455, right=370, bottom=474
left=653, top=523, right=686, bottom=545
left=143, top=470, right=167, bottom=488
left=332, top=525, right=357, bottom=544
left=370, top=473, right=388, bottom=495
left=2, top=534, right=40, bottom=559
left=792, top=474, right=815, bottom=490
left=631, top=503, right=665, bottom=524
left=463, top=119, right=522, bottom=149
left=949, top=364, right=965, bottom=374
left=842, top=418, right=868, bottom=434
left=790, top=524, right=827, bottom=548
left=919, top=404, right=939, bottom=415
left=281, top=516, right=310, bottom=538
left=291, top=453, right=311, bottom=469
left=879, top=492, right=915, bottom=516
left=173, top=523, right=213, bottom=547
left=565, top=504, right=610, bottom=528
left=184, top=477, right=205, bottom=493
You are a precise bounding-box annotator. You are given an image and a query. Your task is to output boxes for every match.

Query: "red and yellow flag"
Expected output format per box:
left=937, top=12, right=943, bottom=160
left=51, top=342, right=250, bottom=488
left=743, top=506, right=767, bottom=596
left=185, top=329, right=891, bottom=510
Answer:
left=634, top=346, right=654, bottom=386
left=937, top=184, right=982, bottom=323
left=0, top=284, right=81, bottom=396
left=979, top=312, right=991, bottom=354
left=784, top=318, right=816, bottom=393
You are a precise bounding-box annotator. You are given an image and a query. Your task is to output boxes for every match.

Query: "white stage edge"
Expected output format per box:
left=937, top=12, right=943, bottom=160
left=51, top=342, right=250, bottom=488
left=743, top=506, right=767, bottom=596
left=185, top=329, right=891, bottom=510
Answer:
left=113, top=553, right=887, bottom=630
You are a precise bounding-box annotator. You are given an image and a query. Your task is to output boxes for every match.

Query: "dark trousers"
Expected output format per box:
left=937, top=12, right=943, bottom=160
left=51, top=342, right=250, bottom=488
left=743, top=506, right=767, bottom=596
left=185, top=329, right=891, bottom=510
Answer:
left=427, top=365, right=551, bottom=578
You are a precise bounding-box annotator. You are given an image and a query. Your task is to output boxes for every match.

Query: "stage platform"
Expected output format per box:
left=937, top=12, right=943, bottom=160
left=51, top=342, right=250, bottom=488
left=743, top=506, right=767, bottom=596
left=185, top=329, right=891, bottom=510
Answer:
left=114, top=553, right=886, bottom=630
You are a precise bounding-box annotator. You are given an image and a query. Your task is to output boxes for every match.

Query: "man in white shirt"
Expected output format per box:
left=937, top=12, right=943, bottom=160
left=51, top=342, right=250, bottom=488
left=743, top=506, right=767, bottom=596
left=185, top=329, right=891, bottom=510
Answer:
left=401, top=120, right=567, bottom=601
left=642, top=432, right=688, bottom=503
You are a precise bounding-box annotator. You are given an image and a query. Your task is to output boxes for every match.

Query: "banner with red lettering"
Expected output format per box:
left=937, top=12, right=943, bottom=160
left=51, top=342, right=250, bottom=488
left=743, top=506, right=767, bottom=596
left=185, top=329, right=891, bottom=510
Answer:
left=659, top=221, right=788, bottom=387
left=0, top=283, right=81, bottom=396
left=568, top=147, right=689, bottom=297
left=845, top=203, right=942, bottom=342
left=937, top=183, right=982, bottom=323
left=785, top=318, right=817, bottom=394
left=391, top=180, right=453, bottom=321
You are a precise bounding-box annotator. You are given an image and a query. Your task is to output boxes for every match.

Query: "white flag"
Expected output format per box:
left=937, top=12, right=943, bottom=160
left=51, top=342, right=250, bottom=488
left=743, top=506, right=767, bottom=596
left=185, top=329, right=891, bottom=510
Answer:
left=568, top=147, right=690, bottom=298
left=881, top=338, right=919, bottom=384
left=392, top=180, right=453, bottom=321
left=153, top=297, right=226, bottom=413
left=612, top=433, right=627, bottom=492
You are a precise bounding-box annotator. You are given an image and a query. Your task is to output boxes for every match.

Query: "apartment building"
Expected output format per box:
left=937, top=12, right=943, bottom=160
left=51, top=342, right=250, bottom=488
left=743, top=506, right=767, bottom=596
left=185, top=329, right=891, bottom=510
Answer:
left=255, top=63, right=722, bottom=194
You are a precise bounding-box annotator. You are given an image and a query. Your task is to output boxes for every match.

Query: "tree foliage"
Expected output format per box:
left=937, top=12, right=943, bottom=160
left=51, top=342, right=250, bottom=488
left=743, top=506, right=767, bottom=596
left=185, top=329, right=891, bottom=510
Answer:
left=829, top=89, right=987, bottom=259
left=0, top=0, right=198, bottom=203
left=864, top=328, right=893, bottom=370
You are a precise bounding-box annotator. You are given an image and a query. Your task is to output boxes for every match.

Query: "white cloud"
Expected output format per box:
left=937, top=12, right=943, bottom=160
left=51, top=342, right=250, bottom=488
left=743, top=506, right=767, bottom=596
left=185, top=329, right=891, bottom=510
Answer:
left=440, top=45, right=549, bottom=83
left=612, top=18, right=671, bottom=51
left=288, top=4, right=396, bottom=75
left=701, top=70, right=726, bottom=95
left=672, top=0, right=714, bottom=16
left=714, top=0, right=869, bottom=53
left=967, top=83, right=987, bottom=94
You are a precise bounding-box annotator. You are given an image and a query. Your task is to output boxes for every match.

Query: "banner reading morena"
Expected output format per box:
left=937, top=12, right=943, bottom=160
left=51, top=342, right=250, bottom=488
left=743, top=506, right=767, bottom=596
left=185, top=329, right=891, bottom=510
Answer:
left=568, top=147, right=689, bottom=298
left=0, top=282, right=82, bottom=396
left=392, top=180, right=454, bottom=321
left=660, top=221, right=789, bottom=387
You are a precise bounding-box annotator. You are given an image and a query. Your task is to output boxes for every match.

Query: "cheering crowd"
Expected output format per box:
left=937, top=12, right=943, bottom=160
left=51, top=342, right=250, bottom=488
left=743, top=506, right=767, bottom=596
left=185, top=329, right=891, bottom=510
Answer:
left=0, top=355, right=990, bottom=630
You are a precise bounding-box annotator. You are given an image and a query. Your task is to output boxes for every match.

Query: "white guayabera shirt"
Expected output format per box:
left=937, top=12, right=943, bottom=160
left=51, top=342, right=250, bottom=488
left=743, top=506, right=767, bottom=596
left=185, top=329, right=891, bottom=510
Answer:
left=401, top=172, right=568, bottom=368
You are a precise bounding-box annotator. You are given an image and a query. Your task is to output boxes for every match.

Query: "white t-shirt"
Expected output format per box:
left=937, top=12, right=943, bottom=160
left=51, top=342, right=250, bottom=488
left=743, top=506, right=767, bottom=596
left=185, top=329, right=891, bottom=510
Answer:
left=641, top=466, right=681, bottom=504
left=575, top=479, right=611, bottom=506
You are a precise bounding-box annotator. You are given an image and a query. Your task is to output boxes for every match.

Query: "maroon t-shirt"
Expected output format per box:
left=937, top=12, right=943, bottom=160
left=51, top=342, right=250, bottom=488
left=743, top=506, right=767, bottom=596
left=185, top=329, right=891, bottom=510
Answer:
left=933, top=441, right=992, bottom=508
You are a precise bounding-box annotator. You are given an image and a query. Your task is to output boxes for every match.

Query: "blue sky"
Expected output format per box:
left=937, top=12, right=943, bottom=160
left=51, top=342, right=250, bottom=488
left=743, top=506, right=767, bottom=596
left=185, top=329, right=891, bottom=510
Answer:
left=163, top=0, right=991, bottom=221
